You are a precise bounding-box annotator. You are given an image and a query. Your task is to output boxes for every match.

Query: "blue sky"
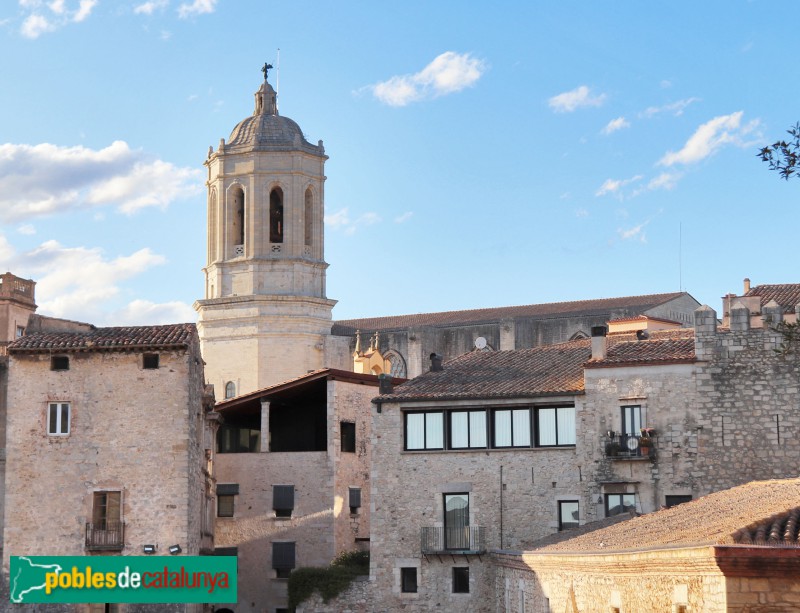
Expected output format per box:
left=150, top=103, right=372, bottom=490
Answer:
left=0, top=1, right=797, bottom=324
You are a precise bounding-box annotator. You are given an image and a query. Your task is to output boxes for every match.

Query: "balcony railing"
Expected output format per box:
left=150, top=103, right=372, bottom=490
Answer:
left=421, top=526, right=486, bottom=554
left=85, top=522, right=124, bottom=551
left=604, top=433, right=655, bottom=459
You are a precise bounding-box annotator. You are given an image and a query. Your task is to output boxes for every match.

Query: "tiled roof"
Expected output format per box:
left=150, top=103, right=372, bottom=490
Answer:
left=378, top=339, right=591, bottom=401
left=332, top=292, right=690, bottom=335
left=8, top=323, right=197, bottom=352
left=608, top=315, right=683, bottom=325
left=587, top=328, right=696, bottom=368
left=534, top=478, right=800, bottom=553
left=746, top=284, right=800, bottom=312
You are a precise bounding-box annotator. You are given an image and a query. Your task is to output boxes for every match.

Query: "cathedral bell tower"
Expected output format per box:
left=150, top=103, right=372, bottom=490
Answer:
left=194, top=66, right=336, bottom=396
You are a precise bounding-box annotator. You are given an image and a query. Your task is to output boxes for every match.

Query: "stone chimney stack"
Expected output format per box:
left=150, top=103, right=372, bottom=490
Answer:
left=590, top=325, right=607, bottom=360
left=429, top=353, right=443, bottom=372
left=744, top=278, right=751, bottom=294
left=378, top=373, right=393, bottom=395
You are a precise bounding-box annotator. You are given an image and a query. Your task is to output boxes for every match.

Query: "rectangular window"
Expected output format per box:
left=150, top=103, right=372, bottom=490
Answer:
left=217, top=424, right=260, bottom=453
left=605, top=493, right=636, bottom=517
left=273, top=485, right=294, bottom=518
left=15, top=325, right=24, bottom=338
left=536, top=406, right=576, bottom=446
left=558, top=500, right=579, bottom=531
left=621, top=405, right=642, bottom=435
left=217, top=495, right=234, bottom=517
left=87, top=491, right=124, bottom=551
left=349, top=487, right=361, bottom=514
left=51, top=355, right=69, bottom=371
left=272, top=541, right=295, bottom=578
left=143, top=353, right=159, bottom=369
left=452, top=567, right=469, bottom=593
left=405, top=411, right=443, bottom=450
left=665, top=494, right=692, bottom=508
left=401, top=567, right=418, bottom=593
left=48, top=402, right=70, bottom=435
left=444, top=493, right=470, bottom=550
left=213, top=547, right=238, bottom=556
left=493, top=409, right=531, bottom=447
left=449, top=410, right=487, bottom=449
left=341, top=421, right=356, bottom=453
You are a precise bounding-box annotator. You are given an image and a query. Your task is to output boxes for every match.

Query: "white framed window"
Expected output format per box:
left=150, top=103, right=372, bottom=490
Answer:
left=48, top=402, right=70, bottom=435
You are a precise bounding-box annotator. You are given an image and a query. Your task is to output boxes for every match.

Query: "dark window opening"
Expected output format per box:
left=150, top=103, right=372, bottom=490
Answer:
left=273, top=485, right=294, bottom=518
left=217, top=495, right=234, bottom=517
left=143, top=354, right=159, bottom=369
left=269, top=401, right=326, bottom=451
left=341, top=421, right=356, bottom=453
left=605, top=493, right=636, bottom=517
left=665, top=495, right=692, bottom=508
left=272, top=541, right=295, bottom=578
left=401, top=567, right=417, bottom=593
left=444, top=493, right=469, bottom=550
left=51, top=355, right=69, bottom=371
left=349, top=487, right=361, bottom=514
left=270, top=188, right=284, bottom=243
left=452, top=567, right=469, bottom=593
left=224, top=381, right=236, bottom=399
left=304, top=188, right=313, bottom=247
left=558, top=500, right=579, bottom=531
left=232, top=187, right=245, bottom=248
left=213, top=547, right=238, bottom=557
left=217, top=423, right=260, bottom=453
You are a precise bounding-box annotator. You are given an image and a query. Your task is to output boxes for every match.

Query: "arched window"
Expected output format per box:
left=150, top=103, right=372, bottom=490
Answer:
left=209, top=190, right=218, bottom=262
left=225, top=381, right=236, bottom=399
left=384, top=349, right=407, bottom=379
left=231, top=186, right=245, bottom=253
left=304, top=188, right=313, bottom=247
left=270, top=188, right=284, bottom=243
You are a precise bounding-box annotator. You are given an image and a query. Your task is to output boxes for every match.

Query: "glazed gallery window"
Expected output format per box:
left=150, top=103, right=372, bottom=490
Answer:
left=606, top=493, right=636, bottom=517
left=404, top=406, right=575, bottom=451
left=48, top=402, right=70, bottom=436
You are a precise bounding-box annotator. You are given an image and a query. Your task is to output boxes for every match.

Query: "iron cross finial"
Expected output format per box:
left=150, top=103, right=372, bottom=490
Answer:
left=262, top=62, right=273, bottom=81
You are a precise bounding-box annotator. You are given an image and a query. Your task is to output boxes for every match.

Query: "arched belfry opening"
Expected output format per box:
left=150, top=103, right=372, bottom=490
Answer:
left=230, top=186, right=245, bottom=255
left=270, top=187, right=284, bottom=244
left=209, top=190, right=218, bottom=262
left=304, top=187, right=313, bottom=248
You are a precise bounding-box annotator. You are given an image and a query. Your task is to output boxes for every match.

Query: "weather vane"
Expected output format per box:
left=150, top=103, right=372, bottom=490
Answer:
left=262, top=62, right=273, bottom=81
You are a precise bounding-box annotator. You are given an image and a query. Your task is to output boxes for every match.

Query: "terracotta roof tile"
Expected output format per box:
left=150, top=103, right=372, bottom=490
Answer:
left=8, top=323, right=197, bottom=352
left=746, top=284, right=800, bottom=313
left=332, top=292, right=689, bottom=335
left=378, top=339, right=591, bottom=401
left=534, top=478, right=800, bottom=553
left=588, top=328, right=696, bottom=367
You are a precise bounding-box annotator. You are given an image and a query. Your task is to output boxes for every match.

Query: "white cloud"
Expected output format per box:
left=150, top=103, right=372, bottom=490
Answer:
left=72, top=0, right=96, bottom=22
left=641, top=97, right=700, bottom=118
left=20, top=13, right=54, bottom=38
left=369, top=52, right=486, bottom=107
left=177, top=0, right=217, bottom=18
left=394, top=212, right=413, bottom=224
left=658, top=111, right=759, bottom=166
left=647, top=172, right=680, bottom=191
left=618, top=221, right=648, bottom=243
left=601, top=116, right=630, bottom=135
left=110, top=299, right=196, bottom=325
left=0, top=238, right=184, bottom=324
left=0, top=141, right=201, bottom=221
left=595, top=175, right=642, bottom=197
left=134, top=0, right=168, bottom=15
left=575, top=208, right=589, bottom=218
left=548, top=86, right=606, bottom=113
left=48, top=0, right=65, bottom=14
left=17, top=224, right=35, bottom=235
left=324, top=207, right=382, bottom=235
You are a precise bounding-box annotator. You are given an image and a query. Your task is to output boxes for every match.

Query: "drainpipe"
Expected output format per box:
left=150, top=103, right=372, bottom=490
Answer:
left=499, top=465, right=504, bottom=549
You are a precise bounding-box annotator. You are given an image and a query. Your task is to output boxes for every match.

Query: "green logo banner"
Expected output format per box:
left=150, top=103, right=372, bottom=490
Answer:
left=10, top=556, right=237, bottom=604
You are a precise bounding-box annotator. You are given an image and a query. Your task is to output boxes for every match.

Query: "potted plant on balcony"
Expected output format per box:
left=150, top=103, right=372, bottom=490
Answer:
left=605, top=441, right=621, bottom=457
left=639, top=428, right=653, bottom=456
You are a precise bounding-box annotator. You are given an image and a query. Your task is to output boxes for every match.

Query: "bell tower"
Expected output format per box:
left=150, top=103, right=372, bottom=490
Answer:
left=195, top=66, right=336, bottom=395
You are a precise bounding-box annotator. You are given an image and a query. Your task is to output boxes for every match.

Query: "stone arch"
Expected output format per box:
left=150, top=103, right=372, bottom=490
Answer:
left=384, top=349, right=407, bottom=379
left=304, top=186, right=314, bottom=248
left=225, top=182, right=246, bottom=257
left=569, top=330, right=589, bottom=341
left=224, top=381, right=236, bottom=399
left=269, top=186, right=284, bottom=244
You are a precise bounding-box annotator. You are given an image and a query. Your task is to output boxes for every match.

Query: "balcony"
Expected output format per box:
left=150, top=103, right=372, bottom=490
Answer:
left=85, top=522, right=124, bottom=551
left=421, top=526, right=486, bottom=555
left=604, top=433, right=655, bottom=460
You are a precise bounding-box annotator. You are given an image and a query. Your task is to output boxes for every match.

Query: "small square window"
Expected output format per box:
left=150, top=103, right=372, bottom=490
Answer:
left=272, top=541, right=295, bottom=578
left=452, top=567, right=469, bottom=593
left=51, top=356, right=69, bottom=371
left=401, top=567, right=417, bottom=593
left=217, top=495, right=234, bottom=517
left=48, top=402, right=70, bottom=435
left=558, top=500, right=579, bottom=531
left=143, top=354, right=159, bottom=369
left=341, top=421, right=356, bottom=453
left=15, top=325, right=24, bottom=338
left=665, top=495, right=692, bottom=508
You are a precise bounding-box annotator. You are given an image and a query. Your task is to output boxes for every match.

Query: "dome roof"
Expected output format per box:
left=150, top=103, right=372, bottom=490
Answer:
left=222, top=81, right=324, bottom=156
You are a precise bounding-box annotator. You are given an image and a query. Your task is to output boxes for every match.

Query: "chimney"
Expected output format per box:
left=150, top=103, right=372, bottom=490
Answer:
left=590, top=325, right=607, bottom=360
left=429, top=353, right=443, bottom=372
left=744, top=277, right=751, bottom=294
left=378, top=373, right=393, bottom=395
